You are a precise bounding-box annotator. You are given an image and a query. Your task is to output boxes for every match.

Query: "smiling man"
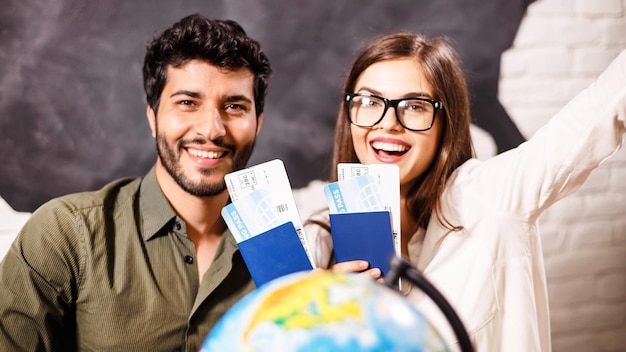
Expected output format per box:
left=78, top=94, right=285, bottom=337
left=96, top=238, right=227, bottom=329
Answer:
left=0, top=14, right=271, bottom=351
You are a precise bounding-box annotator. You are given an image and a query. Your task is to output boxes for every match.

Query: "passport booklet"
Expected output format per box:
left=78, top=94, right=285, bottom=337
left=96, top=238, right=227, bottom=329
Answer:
left=222, top=159, right=314, bottom=286
left=337, top=163, right=401, bottom=255
left=324, top=163, right=400, bottom=280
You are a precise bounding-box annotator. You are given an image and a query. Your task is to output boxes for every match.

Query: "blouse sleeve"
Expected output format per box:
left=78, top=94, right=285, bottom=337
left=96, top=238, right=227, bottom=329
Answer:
left=460, top=50, right=626, bottom=220
left=303, top=208, right=334, bottom=269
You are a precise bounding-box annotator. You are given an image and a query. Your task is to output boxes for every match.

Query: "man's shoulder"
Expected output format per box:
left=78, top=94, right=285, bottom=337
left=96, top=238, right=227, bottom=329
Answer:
left=41, top=176, right=144, bottom=215
left=15, top=176, right=146, bottom=253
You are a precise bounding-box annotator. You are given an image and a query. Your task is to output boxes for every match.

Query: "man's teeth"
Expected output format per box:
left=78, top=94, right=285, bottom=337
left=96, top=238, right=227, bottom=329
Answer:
left=189, top=149, right=224, bottom=159
left=372, top=141, right=407, bottom=152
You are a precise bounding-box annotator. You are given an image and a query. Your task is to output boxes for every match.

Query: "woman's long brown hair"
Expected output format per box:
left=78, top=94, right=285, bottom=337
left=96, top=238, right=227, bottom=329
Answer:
left=330, top=32, right=474, bottom=231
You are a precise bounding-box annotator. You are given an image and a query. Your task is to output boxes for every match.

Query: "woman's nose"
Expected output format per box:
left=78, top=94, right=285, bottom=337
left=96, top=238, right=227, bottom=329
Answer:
left=378, top=106, right=402, bottom=131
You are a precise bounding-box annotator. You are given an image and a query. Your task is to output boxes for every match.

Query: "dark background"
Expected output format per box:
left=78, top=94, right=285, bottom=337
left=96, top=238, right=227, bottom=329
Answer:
left=0, top=0, right=533, bottom=212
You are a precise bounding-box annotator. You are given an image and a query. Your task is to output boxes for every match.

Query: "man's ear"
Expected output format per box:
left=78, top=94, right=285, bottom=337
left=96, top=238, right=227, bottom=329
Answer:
left=146, top=106, right=157, bottom=138
left=256, top=112, right=264, bottom=136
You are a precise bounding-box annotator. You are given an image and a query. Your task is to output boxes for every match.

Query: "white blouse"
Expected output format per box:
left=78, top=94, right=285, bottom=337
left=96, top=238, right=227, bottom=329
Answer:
left=304, top=50, right=626, bottom=352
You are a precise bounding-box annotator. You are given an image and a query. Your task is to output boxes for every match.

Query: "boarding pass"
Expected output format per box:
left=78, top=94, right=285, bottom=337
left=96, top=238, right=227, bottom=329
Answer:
left=223, top=159, right=314, bottom=266
left=323, top=174, right=386, bottom=214
left=222, top=188, right=285, bottom=242
left=337, top=163, right=401, bottom=256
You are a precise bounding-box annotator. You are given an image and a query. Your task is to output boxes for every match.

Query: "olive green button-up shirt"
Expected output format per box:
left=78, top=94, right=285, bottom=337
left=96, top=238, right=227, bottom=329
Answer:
left=0, top=167, right=255, bottom=351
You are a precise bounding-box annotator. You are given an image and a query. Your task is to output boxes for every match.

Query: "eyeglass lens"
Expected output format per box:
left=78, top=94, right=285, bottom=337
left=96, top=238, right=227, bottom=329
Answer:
left=349, top=95, right=435, bottom=131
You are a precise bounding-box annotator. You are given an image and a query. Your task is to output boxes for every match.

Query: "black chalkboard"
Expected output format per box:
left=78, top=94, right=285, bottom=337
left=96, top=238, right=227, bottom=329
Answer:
left=0, top=0, right=533, bottom=212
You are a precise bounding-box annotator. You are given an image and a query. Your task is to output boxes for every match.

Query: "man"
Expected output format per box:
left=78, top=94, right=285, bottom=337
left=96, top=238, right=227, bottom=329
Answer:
left=0, top=14, right=271, bottom=351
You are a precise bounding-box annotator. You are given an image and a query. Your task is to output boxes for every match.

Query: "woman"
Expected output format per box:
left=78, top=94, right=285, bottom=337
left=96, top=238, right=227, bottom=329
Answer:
left=305, top=32, right=626, bottom=351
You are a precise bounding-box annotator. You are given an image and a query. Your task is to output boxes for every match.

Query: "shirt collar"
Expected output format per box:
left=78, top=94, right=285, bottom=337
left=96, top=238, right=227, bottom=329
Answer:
left=139, top=166, right=177, bottom=241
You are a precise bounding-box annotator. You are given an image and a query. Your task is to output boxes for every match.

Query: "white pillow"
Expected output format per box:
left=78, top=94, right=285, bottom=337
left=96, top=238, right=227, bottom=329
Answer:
left=0, top=197, right=30, bottom=259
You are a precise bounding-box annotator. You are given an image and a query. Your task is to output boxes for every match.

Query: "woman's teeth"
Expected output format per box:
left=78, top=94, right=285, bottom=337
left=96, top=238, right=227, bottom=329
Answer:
left=372, top=141, right=408, bottom=153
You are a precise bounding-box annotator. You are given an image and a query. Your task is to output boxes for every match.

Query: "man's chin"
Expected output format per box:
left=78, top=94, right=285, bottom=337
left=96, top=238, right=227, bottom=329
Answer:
left=180, top=181, right=227, bottom=197
left=173, top=170, right=229, bottom=197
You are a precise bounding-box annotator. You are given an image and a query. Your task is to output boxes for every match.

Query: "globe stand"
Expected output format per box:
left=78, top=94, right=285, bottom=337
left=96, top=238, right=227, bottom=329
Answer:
left=384, top=256, right=475, bottom=352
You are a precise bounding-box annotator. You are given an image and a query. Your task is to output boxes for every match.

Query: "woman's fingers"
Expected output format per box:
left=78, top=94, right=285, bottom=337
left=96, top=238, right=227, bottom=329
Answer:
left=361, top=268, right=382, bottom=279
left=330, top=260, right=369, bottom=273
left=328, top=260, right=383, bottom=279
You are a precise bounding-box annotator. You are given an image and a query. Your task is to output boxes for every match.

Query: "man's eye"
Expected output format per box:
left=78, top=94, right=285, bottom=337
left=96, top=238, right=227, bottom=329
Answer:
left=226, top=104, right=248, bottom=112
left=178, top=100, right=195, bottom=106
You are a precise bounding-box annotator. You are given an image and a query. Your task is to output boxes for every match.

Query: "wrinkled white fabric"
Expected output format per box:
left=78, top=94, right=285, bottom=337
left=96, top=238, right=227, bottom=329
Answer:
left=0, top=197, right=30, bottom=259
left=304, top=50, right=626, bottom=352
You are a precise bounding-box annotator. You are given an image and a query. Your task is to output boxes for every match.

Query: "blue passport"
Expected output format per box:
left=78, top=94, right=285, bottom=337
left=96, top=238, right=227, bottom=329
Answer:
left=329, top=211, right=396, bottom=277
left=237, top=221, right=313, bottom=287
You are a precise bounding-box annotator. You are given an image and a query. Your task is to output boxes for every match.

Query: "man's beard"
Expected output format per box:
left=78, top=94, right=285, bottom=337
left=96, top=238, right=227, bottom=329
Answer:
left=156, top=133, right=255, bottom=197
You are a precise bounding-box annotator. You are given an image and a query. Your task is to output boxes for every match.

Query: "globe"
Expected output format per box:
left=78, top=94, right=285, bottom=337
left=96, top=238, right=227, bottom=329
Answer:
left=201, top=270, right=449, bottom=352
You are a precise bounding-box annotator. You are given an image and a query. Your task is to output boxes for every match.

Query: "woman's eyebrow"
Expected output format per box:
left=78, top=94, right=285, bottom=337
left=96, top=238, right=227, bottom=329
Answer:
left=355, top=86, right=434, bottom=99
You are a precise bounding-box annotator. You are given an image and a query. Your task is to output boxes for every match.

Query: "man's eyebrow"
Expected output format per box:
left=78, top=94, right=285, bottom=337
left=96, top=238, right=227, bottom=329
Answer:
left=169, top=90, right=202, bottom=99
left=223, top=95, right=253, bottom=104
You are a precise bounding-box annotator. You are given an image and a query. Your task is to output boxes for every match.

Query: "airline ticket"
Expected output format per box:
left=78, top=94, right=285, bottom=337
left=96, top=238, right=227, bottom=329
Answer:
left=222, top=159, right=314, bottom=266
left=221, top=188, right=284, bottom=242
left=336, top=163, right=401, bottom=256
left=323, top=174, right=385, bottom=214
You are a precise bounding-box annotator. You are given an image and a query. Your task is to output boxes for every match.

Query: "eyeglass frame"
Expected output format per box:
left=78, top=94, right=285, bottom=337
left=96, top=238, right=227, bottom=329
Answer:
left=345, top=93, right=444, bottom=132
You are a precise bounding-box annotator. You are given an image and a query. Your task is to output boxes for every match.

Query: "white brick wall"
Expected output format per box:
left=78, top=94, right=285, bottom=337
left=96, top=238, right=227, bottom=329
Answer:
left=500, top=0, right=626, bottom=351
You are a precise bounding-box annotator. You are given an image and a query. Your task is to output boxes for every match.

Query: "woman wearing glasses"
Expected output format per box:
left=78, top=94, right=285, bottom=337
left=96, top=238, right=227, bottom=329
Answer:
left=305, top=32, right=626, bottom=351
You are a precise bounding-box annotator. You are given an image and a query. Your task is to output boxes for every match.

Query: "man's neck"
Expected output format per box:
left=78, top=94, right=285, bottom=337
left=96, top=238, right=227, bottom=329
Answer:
left=154, top=164, right=229, bottom=238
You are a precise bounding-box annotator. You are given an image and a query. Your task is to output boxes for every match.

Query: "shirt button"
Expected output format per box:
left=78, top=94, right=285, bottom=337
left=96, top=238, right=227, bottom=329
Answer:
left=174, top=222, right=182, bottom=231
left=184, top=255, right=194, bottom=264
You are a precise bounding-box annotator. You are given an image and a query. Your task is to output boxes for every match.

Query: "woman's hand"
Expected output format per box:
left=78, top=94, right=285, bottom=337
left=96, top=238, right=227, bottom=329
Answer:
left=313, top=260, right=383, bottom=281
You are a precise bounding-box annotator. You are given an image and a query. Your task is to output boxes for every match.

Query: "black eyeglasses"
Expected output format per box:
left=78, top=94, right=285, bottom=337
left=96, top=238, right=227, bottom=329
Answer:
left=345, top=93, right=444, bottom=132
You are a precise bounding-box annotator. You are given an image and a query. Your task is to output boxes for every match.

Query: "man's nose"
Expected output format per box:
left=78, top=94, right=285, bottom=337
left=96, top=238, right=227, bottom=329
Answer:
left=195, top=108, right=226, bottom=139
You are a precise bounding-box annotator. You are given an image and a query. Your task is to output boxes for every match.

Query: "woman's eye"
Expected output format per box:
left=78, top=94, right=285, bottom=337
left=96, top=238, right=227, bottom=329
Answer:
left=408, top=102, right=427, bottom=112
left=361, top=98, right=380, bottom=108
